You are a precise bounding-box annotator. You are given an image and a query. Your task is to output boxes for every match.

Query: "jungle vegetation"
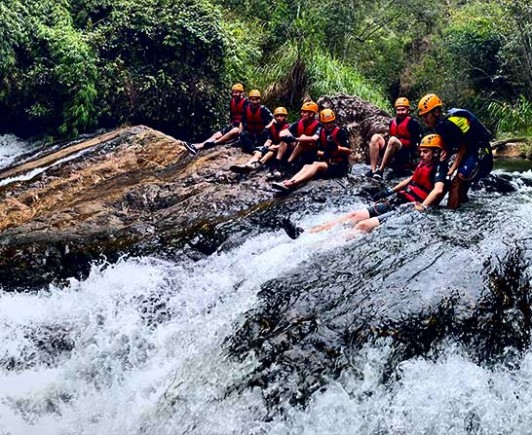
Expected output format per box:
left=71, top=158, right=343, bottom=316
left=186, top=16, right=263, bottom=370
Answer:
left=1, top=0, right=531, bottom=140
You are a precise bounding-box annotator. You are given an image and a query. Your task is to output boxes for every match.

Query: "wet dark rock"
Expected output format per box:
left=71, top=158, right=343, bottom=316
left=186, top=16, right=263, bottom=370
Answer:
left=226, top=198, right=532, bottom=412
left=318, top=94, right=391, bottom=162
left=0, top=122, right=383, bottom=290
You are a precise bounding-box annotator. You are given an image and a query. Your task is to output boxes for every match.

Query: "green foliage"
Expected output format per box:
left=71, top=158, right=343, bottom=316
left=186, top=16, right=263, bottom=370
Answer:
left=488, top=96, right=532, bottom=136
left=0, top=0, right=229, bottom=139
left=309, top=52, right=388, bottom=110
left=2, top=0, right=532, bottom=140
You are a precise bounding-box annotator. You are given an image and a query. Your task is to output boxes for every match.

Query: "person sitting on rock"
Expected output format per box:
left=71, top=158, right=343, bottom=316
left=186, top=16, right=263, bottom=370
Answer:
left=229, top=106, right=290, bottom=177
left=417, top=93, right=493, bottom=209
left=278, top=101, right=322, bottom=171
left=365, top=97, right=423, bottom=179
left=271, top=108, right=350, bottom=191
left=238, top=89, right=274, bottom=154
left=282, top=133, right=448, bottom=238
left=185, top=83, right=247, bottom=155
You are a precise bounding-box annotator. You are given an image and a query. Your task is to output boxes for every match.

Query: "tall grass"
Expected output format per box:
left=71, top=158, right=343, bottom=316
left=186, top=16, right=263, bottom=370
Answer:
left=488, top=95, right=532, bottom=137
left=309, top=51, right=388, bottom=110
left=251, top=41, right=388, bottom=112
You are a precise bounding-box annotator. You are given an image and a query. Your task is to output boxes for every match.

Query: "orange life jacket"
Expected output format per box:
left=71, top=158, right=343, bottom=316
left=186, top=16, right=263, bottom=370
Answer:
left=399, top=161, right=434, bottom=202
left=389, top=116, right=412, bottom=147
left=230, top=97, right=246, bottom=124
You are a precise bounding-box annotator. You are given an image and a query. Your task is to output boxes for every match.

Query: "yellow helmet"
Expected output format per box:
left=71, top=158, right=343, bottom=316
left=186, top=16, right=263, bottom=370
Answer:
left=319, top=108, right=336, bottom=123
left=418, top=93, right=443, bottom=115
left=274, top=107, right=288, bottom=116
left=248, top=89, right=261, bottom=98
left=231, top=83, right=244, bottom=92
left=394, top=97, right=410, bottom=108
left=301, top=101, right=319, bottom=114
left=419, top=134, right=444, bottom=150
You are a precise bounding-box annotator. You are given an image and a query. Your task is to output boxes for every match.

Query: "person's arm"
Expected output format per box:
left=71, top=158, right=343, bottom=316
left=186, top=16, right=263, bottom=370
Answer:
left=448, top=143, right=466, bottom=175
left=336, top=128, right=351, bottom=155
left=262, top=107, right=274, bottom=126
left=392, top=175, right=413, bottom=192
left=418, top=181, right=446, bottom=209
left=240, top=108, right=247, bottom=133
left=409, top=119, right=423, bottom=148
left=297, top=125, right=321, bottom=146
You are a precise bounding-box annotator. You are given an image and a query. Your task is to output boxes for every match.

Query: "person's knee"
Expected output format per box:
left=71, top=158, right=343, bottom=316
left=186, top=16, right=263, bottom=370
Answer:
left=370, top=134, right=385, bottom=147
left=355, top=219, right=378, bottom=233
left=387, top=137, right=401, bottom=150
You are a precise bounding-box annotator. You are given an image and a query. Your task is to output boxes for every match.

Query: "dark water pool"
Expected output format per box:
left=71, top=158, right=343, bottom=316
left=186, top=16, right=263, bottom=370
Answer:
left=494, top=157, right=532, bottom=172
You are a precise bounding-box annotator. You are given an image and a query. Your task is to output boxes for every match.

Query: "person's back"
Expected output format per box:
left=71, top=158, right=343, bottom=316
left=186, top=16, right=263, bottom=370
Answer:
left=417, top=93, right=493, bottom=209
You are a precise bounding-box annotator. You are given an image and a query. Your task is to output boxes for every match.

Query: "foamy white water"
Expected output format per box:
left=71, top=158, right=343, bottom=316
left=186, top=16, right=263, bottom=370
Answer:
left=0, top=223, right=352, bottom=435
left=2, top=133, right=532, bottom=434
left=0, top=135, right=31, bottom=170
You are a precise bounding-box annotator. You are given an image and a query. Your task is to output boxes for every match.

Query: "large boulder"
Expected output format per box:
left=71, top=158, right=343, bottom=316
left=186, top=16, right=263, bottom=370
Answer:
left=319, top=94, right=391, bottom=162
left=0, top=124, right=376, bottom=289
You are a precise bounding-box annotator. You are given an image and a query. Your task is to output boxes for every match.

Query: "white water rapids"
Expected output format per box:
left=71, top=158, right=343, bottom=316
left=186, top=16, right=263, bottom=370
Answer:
left=2, top=136, right=532, bottom=434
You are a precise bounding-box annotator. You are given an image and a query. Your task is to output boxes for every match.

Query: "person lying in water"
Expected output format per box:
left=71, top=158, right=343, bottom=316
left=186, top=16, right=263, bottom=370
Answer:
left=282, top=133, right=448, bottom=239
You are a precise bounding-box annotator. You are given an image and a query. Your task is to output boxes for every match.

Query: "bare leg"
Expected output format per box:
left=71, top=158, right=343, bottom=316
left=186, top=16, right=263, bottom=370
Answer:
left=196, top=131, right=223, bottom=148
left=309, top=209, right=371, bottom=233
left=260, top=150, right=275, bottom=165
left=213, top=126, right=240, bottom=146
left=287, top=162, right=327, bottom=186
left=354, top=216, right=381, bottom=233
left=369, top=134, right=385, bottom=171
left=379, top=137, right=401, bottom=171
left=287, top=142, right=303, bottom=164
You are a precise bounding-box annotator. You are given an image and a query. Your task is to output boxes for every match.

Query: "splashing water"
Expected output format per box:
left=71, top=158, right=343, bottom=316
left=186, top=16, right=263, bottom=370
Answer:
left=2, top=134, right=532, bottom=434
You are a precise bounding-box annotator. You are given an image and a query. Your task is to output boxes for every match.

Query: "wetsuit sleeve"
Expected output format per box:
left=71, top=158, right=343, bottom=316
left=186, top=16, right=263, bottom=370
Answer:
left=408, top=118, right=423, bottom=148
left=240, top=102, right=249, bottom=130
left=432, top=161, right=449, bottom=184
left=288, top=122, right=299, bottom=137
left=336, top=128, right=349, bottom=147
left=262, top=107, right=274, bottom=125
left=313, top=125, right=322, bottom=138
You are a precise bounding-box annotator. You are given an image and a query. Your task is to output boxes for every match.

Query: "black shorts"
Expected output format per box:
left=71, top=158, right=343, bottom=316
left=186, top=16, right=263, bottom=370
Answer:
left=221, top=122, right=240, bottom=135
left=321, top=163, right=349, bottom=179
left=367, top=196, right=408, bottom=222
left=253, top=145, right=270, bottom=155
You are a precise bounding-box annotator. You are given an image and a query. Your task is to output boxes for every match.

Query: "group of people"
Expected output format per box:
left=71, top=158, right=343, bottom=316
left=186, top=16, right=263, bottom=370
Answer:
left=182, top=83, right=494, bottom=237
left=183, top=84, right=351, bottom=189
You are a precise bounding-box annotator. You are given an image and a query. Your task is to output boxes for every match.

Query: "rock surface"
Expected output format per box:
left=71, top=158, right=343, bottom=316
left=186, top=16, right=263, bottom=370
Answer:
left=0, top=96, right=394, bottom=289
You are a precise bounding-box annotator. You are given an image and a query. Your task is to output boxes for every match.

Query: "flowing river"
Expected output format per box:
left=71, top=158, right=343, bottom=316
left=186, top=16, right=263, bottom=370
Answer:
left=1, top=135, right=532, bottom=434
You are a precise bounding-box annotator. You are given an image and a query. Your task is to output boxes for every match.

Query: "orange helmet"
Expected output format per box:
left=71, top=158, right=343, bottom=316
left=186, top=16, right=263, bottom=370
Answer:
left=248, top=89, right=261, bottom=98
left=418, top=93, right=443, bottom=115
left=231, top=83, right=244, bottom=92
left=419, top=134, right=444, bottom=150
left=394, top=97, right=410, bottom=108
left=273, top=107, right=288, bottom=116
left=301, top=101, right=319, bottom=114
left=319, top=108, right=336, bottom=123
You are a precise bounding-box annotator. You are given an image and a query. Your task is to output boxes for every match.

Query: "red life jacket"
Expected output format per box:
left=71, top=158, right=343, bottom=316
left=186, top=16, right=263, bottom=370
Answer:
left=269, top=121, right=289, bottom=143
left=230, top=97, right=246, bottom=124
left=389, top=116, right=412, bottom=147
left=319, top=127, right=347, bottom=164
left=399, top=161, right=434, bottom=202
left=296, top=119, right=320, bottom=137
left=245, top=105, right=266, bottom=134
